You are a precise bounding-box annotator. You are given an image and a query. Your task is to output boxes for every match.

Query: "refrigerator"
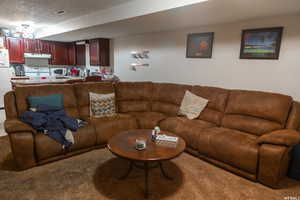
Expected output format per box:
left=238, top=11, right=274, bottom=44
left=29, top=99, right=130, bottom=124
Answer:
left=0, top=48, right=12, bottom=109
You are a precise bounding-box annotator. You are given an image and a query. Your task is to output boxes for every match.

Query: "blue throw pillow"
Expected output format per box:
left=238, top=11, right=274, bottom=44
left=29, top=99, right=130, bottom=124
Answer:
left=28, top=94, right=64, bottom=111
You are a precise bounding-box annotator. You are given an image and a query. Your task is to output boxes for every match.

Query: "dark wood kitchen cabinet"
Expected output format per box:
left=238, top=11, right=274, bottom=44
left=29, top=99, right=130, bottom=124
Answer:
left=39, top=40, right=51, bottom=54
left=89, top=38, right=110, bottom=66
left=24, top=39, right=51, bottom=54
left=76, top=44, right=86, bottom=66
left=24, top=38, right=39, bottom=53
left=67, top=43, right=76, bottom=65
left=50, top=42, right=69, bottom=65
left=6, top=37, right=25, bottom=64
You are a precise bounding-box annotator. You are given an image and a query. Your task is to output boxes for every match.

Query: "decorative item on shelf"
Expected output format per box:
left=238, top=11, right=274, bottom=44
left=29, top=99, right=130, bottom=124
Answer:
left=131, top=50, right=149, bottom=59
left=142, top=51, right=149, bottom=58
left=240, top=27, right=283, bottom=59
left=186, top=32, right=214, bottom=58
left=130, top=50, right=150, bottom=71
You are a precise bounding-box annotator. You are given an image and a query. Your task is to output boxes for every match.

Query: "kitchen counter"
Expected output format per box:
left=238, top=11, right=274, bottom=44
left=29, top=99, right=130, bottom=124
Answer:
left=11, top=77, right=84, bottom=86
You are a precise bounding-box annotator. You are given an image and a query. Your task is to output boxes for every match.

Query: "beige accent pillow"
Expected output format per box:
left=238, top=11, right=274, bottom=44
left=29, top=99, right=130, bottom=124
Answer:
left=178, top=90, right=208, bottom=120
left=89, top=92, right=116, bottom=118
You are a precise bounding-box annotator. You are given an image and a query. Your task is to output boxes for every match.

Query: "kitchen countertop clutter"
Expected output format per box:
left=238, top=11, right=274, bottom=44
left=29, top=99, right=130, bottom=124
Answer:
left=10, top=74, right=120, bottom=88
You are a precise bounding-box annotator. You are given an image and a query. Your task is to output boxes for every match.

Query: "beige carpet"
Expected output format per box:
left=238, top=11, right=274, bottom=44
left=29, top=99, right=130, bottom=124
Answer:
left=0, top=136, right=300, bottom=200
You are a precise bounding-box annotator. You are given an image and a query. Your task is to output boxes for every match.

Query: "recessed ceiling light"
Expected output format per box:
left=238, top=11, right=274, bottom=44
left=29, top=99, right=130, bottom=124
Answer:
left=56, top=10, right=65, bottom=15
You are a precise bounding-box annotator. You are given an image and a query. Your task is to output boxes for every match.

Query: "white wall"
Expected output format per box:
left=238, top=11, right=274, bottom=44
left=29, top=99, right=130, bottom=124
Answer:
left=114, top=15, right=300, bottom=100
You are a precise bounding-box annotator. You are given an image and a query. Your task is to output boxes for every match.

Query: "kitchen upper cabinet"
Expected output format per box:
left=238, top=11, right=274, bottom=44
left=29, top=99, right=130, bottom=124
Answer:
left=6, top=37, right=25, bottom=64
left=89, top=38, right=110, bottom=66
left=24, top=38, right=39, bottom=53
left=76, top=44, right=86, bottom=66
left=67, top=43, right=76, bottom=65
left=39, top=40, right=51, bottom=54
left=24, top=39, right=51, bottom=54
left=50, top=42, right=69, bottom=65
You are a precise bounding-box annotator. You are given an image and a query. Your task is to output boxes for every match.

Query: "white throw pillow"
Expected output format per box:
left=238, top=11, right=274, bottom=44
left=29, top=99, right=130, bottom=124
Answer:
left=89, top=92, right=116, bottom=118
left=178, top=90, right=208, bottom=120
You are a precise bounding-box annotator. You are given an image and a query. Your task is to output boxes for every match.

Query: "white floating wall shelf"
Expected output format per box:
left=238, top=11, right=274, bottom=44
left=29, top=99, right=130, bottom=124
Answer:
left=130, top=50, right=150, bottom=71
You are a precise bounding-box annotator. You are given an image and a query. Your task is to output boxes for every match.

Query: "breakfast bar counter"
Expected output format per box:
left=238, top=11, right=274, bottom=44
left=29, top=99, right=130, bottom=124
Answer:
left=11, top=77, right=84, bottom=87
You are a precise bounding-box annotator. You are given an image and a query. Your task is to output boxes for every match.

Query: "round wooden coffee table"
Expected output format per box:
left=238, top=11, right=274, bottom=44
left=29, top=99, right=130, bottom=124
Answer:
left=107, top=129, right=186, bottom=198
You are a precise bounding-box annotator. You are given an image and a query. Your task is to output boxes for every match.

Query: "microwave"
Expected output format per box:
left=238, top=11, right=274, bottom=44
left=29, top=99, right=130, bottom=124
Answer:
left=50, top=68, right=67, bottom=76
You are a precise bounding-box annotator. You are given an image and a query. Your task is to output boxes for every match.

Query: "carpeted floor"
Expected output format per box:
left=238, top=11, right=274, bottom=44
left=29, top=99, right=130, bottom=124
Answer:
left=0, top=136, right=300, bottom=200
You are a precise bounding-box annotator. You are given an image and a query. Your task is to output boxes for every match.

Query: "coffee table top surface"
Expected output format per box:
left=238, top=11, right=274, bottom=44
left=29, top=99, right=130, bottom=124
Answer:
left=107, top=129, right=186, bottom=161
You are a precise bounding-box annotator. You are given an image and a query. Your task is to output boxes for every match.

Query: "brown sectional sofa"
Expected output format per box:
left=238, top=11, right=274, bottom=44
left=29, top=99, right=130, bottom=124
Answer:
left=4, top=81, right=300, bottom=189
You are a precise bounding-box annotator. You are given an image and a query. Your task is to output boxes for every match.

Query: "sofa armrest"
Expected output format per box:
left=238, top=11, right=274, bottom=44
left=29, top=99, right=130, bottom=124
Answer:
left=8, top=132, right=37, bottom=170
left=256, top=129, right=300, bottom=147
left=258, top=144, right=292, bottom=188
left=4, top=119, right=37, bottom=134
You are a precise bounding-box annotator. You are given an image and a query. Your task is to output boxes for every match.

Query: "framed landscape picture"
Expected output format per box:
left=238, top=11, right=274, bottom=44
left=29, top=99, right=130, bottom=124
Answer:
left=186, top=32, right=214, bottom=58
left=240, top=27, right=283, bottom=59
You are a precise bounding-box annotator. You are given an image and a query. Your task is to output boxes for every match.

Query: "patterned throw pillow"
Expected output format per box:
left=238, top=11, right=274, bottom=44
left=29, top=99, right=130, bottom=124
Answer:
left=89, top=92, right=116, bottom=118
left=178, top=90, right=208, bottom=120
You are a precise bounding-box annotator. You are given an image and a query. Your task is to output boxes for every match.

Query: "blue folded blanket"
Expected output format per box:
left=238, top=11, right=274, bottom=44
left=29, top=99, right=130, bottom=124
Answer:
left=21, top=104, right=86, bottom=149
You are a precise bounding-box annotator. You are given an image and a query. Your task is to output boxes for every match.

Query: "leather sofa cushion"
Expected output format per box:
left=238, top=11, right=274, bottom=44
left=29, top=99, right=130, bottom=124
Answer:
left=191, top=86, right=229, bottom=125
left=128, top=111, right=167, bottom=129
left=152, top=102, right=179, bottom=116
left=15, top=84, right=79, bottom=118
left=115, top=82, right=152, bottom=112
left=152, top=83, right=193, bottom=116
left=69, top=125, right=97, bottom=151
left=74, top=82, right=114, bottom=121
left=223, top=90, right=293, bottom=136
left=160, top=117, right=215, bottom=149
left=197, top=127, right=259, bottom=174
left=222, top=114, right=282, bottom=136
left=89, top=113, right=132, bottom=122
left=118, top=101, right=150, bottom=113
left=90, top=114, right=138, bottom=145
left=35, top=125, right=97, bottom=161
left=35, top=132, right=64, bottom=161
left=225, top=90, right=292, bottom=124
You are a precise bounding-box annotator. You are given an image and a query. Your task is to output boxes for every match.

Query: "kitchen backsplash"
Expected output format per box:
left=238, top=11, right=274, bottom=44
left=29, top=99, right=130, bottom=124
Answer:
left=10, top=56, right=112, bottom=77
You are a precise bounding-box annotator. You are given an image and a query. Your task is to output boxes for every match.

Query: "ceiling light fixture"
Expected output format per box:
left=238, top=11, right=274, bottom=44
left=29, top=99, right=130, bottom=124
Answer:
left=15, top=23, right=35, bottom=38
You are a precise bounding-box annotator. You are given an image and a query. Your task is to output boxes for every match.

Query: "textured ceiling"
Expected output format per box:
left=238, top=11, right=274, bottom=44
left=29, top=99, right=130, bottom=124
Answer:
left=0, top=0, right=133, bottom=28
left=42, top=0, right=300, bottom=41
left=1, top=0, right=300, bottom=41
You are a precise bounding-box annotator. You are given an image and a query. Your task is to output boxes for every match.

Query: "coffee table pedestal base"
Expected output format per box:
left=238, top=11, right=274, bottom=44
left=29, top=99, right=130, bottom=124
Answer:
left=119, top=161, right=172, bottom=198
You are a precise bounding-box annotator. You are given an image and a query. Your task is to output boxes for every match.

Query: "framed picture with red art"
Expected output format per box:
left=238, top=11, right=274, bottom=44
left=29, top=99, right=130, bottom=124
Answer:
left=186, top=32, right=214, bottom=58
